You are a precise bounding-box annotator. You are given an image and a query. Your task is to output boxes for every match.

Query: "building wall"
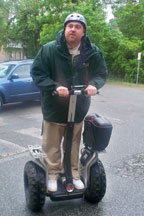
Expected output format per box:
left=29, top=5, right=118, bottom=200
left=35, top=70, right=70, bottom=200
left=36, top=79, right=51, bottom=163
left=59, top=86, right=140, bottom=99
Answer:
left=0, top=46, right=26, bottom=61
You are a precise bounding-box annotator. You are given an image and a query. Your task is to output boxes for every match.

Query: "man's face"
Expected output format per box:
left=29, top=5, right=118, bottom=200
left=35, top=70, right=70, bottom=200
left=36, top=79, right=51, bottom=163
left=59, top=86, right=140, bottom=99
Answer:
left=64, top=21, right=85, bottom=47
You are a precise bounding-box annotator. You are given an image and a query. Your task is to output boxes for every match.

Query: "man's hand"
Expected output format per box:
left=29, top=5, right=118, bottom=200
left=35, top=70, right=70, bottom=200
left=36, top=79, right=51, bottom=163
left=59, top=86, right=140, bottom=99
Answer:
left=85, top=85, right=97, bottom=96
left=56, top=86, right=69, bottom=97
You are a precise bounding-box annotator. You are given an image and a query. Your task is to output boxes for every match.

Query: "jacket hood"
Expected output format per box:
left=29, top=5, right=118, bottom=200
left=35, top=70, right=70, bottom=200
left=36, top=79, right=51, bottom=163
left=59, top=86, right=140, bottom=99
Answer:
left=56, top=30, right=96, bottom=67
left=55, top=30, right=68, bottom=55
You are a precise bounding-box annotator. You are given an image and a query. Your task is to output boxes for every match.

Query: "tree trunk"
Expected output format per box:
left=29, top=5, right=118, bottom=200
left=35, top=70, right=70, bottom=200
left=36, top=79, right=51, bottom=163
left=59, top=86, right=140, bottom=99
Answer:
left=71, top=0, right=77, bottom=3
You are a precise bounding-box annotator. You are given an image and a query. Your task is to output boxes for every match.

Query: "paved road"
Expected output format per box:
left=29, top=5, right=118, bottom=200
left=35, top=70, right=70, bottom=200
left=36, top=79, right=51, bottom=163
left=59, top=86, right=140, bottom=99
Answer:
left=0, top=83, right=144, bottom=216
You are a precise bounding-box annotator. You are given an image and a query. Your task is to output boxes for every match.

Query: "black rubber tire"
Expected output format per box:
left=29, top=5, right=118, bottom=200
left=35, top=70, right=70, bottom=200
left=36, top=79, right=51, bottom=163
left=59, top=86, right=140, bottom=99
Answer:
left=0, top=95, right=3, bottom=111
left=84, top=159, right=106, bottom=203
left=24, top=161, right=46, bottom=212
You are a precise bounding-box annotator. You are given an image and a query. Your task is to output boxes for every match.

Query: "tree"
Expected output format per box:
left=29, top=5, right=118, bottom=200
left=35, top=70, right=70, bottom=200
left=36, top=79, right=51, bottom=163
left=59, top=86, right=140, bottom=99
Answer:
left=0, top=0, right=109, bottom=56
left=0, top=0, right=10, bottom=47
left=8, top=0, right=44, bottom=57
left=0, top=0, right=143, bottom=83
left=114, top=0, right=144, bottom=40
left=39, top=0, right=108, bottom=54
left=107, top=0, right=144, bottom=83
left=0, top=0, right=47, bottom=57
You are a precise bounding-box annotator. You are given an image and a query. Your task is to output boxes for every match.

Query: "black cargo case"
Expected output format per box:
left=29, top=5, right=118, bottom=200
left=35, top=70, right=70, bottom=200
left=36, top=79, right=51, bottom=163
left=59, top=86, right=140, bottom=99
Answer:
left=83, top=113, right=112, bottom=151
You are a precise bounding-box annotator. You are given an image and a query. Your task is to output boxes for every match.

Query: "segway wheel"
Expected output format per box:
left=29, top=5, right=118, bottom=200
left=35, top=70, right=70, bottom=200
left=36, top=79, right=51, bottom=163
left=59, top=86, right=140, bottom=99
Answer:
left=24, top=161, right=46, bottom=212
left=84, top=159, right=106, bottom=203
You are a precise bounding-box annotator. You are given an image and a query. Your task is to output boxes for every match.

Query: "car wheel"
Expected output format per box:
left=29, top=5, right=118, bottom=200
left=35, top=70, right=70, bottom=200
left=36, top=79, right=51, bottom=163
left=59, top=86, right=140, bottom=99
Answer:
left=84, top=159, right=106, bottom=203
left=24, top=161, right=46, bottom=212
left=0, top=95, right=3, bottom=110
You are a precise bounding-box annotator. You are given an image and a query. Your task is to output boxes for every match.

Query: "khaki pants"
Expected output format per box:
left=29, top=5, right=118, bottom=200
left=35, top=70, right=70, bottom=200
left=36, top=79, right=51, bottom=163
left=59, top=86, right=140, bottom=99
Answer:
left=42, top=120, right=83, bottom=180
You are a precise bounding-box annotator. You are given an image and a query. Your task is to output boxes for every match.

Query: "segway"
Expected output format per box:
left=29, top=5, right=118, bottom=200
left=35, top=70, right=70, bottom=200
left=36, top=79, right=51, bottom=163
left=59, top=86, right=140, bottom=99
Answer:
left=24, top=85, right=112, bottom=212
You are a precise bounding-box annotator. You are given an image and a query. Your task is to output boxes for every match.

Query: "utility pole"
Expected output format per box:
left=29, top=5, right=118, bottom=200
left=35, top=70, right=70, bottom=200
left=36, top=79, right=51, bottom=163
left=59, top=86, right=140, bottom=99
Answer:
left=136, top=52, right=141, bottom=84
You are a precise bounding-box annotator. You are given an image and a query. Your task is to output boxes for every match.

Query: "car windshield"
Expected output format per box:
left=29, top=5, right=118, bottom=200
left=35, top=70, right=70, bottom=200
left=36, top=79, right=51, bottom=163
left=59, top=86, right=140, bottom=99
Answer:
left=0, top=64, right=15, bottom=78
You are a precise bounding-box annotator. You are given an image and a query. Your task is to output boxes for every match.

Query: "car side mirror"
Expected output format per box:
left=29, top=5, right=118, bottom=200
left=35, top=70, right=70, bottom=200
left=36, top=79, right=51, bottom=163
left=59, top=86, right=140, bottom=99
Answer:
left=9, top=74, right=19, bottom=80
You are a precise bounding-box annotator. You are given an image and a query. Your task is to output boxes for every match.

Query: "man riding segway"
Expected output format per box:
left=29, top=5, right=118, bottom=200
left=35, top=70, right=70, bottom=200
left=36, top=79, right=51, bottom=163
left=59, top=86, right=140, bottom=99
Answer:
left=30, top=13, right=108, bottom=192
left=24, top=13, right=112, bottom=212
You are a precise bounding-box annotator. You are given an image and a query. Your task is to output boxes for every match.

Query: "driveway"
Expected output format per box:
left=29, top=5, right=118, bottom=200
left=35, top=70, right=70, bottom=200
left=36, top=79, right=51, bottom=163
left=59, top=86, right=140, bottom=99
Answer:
left=0, top=83, right=144, bottom=216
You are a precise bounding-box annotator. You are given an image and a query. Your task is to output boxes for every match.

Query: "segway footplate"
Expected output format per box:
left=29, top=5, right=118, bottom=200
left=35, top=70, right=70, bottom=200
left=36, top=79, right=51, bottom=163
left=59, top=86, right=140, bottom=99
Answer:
left=28, top=145, right=47, bottom=159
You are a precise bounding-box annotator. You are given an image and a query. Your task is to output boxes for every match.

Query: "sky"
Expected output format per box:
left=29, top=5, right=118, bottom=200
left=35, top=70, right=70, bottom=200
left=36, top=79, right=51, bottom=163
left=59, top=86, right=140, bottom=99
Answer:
left=105, top=5, right=114, bottom=22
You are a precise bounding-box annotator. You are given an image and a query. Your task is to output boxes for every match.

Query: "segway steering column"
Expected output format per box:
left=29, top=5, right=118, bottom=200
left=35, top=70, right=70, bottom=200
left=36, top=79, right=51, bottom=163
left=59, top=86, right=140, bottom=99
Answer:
left=63, top=86, right=86, bottom=192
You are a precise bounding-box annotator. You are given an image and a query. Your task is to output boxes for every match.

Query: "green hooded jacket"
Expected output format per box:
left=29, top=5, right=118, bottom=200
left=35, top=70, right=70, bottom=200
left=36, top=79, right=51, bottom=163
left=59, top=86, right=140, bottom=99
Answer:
left=31, top=30, right=108, bottom=123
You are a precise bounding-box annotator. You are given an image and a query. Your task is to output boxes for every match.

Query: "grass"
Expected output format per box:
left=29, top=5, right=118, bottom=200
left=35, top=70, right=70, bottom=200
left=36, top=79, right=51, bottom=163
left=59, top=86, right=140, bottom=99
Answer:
left=107, top=78, right=144, bottom=88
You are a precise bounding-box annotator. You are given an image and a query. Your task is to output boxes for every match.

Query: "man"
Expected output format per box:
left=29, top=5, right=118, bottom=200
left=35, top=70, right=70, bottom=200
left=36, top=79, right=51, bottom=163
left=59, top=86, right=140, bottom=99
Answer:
left=31, top=13, right=107, bottom=192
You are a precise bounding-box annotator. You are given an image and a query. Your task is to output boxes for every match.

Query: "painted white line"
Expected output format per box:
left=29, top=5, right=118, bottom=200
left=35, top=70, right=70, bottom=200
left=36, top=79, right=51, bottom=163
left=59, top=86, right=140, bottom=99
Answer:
left=107, top=117, right=123, bottom=123
left=0, top=117, right=7, bottom=126
left=0, top=139, right=27, bottom=159
left=16, top=127, right=42, bottom=139
left=23, top=113, right=42, bottom=120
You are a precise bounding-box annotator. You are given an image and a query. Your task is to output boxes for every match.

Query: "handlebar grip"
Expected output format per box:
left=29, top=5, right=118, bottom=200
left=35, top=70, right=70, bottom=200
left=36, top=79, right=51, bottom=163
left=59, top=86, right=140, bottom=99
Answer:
left=82, top=89, right=87, bottom=95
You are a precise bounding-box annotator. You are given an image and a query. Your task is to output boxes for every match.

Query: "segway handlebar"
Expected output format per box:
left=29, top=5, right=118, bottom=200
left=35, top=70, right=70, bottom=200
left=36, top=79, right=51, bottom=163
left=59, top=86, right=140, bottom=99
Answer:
left=52, top=85, right=89, bottom=96
left=70, top=85, right=99, bottom=95
left=52, top=86, right=99, bottom=96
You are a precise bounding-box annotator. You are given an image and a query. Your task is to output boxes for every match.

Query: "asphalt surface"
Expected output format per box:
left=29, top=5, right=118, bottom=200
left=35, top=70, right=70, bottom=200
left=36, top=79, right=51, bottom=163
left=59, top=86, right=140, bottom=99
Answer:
left=0, top=83, right=144, bottom=216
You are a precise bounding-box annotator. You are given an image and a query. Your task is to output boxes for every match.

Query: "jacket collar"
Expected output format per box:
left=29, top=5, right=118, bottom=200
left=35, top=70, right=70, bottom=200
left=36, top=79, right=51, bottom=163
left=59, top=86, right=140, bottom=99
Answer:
left=56, top=30, right=98, bottom=63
